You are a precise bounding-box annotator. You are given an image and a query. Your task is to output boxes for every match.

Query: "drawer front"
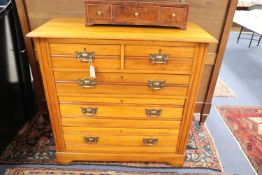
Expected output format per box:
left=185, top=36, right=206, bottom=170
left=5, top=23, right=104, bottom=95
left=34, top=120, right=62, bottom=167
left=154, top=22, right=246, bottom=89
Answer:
left=125, top=45, right=195, bottom=72
left=52, top=57, right=120, bottom=70
left=64, top=130, right=178, bottom=153
left=60, top=103, right=184, bottom=120
left=56, top=83, right=188, bottom=97
left=86, top=4, right=112, bottom=21
left=49, top=44, right=120, bottom=56
left=54, top=72, right=191, bottom=85
left=62, top=118, right=181, bottom=129
left=113, top=5, right=159, bottom=24
left=58, top=96, right=186, bottom=106
left=125, top=45, right=195, bottom=58
left=159, top=7, right=188, bottom=25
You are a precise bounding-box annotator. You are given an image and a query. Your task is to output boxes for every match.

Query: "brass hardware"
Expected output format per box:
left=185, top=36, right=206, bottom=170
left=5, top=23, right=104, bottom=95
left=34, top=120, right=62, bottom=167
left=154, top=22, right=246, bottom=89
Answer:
left=145, top=109, right=162, bottom=118
left=171, top=13, right=176, bottom=17
left=79, top=79, right=96, bottom=88
left=149, top=53, right=168, bottom=64
left=76, top=50, right=95, bottom=63
left=97, top=10, right=102, bottom=16
left=148, top=80, right=166, bottom=90
left=81, top=107, right=97, bottom=116
left=84, top=137, right=99, bottom=144
left=143, top=138, right=158, bottom=146
left=134, top=12, right=139, bottom=17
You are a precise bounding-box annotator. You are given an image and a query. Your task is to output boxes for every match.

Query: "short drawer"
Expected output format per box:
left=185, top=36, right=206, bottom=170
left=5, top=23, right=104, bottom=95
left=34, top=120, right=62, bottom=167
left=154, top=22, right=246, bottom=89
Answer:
left=50, top=44, right=120, bottom=56
left=55, top=83, right=188, bottom=97
left=60, top=103, right=184, bottom=120
left=125, top=45, right=195, bottom=73
left=50, top=44, right=121, bottom=71
left=62, top=118, right=181, bottom=129
left=54, top=72, right=191, bottom=85
left=63, top=128, right=178, bottom=153
left=113, top=5, right=159, bottom=24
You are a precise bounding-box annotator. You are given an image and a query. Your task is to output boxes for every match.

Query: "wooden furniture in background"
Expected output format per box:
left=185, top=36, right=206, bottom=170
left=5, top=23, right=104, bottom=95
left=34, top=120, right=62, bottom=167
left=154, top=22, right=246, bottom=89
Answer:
left=84, top=0, right=189, bottom=29
left=28, top=18, right=216, bottom=165
left=17, top=0, right=237, bottom=124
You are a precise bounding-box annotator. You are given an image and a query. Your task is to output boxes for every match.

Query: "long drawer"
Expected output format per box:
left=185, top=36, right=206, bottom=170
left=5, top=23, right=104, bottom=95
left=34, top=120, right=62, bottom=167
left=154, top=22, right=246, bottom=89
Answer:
left=62, top=118, right=181, bottom=129
left=56, top=83, right=188, bottom=97
left=63, top=127, right=179, bottom=153
left=54, top=72, right=191, bottom=85
left=60, top=103, right=184, bottom=120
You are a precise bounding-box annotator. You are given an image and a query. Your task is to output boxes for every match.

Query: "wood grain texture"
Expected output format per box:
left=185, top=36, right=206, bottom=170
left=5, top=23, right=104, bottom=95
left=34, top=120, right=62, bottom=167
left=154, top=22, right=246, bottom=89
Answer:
left=27, top=18, right=216, bottom=43
left=60, top=103, right=184, bottom=119
left=29, top=19, right=211, bottom=165
left=21, top=0, right=236, bottom=126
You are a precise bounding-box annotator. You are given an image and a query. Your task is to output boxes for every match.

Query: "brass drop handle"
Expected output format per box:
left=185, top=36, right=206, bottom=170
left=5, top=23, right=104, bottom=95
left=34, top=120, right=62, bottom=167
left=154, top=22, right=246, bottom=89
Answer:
left=81, top=107, right=97, bottom=116
left=145, top=109, right=162, bottom=118
left=149, top=53, right=168, bottom=64
left=97, top=10, right=102, bottom=16
left=134, top=12, right=139, bottom=17
left=143, top=138, right=158, bottom=146
left=79, top=79, right=96, bottom=88
left=84, top=137, right=99, bottom=144
left=148, top=80, right=166, bottom=90
left=76, top=50, right=95, bottom=63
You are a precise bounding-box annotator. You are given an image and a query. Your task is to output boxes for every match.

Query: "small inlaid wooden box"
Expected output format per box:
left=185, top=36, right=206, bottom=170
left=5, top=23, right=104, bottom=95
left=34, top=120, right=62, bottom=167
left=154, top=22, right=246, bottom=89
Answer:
left=84, top=0, right=189, bottom=29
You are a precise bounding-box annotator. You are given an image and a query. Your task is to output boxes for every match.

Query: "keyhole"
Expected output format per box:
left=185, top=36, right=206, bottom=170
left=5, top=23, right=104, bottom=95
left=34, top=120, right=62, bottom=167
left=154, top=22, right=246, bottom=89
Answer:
left=159, top=49, right=162, bottom=53
left=120, top=99, right=123, bottom=103
left=121, top=75, right=124, bottom=79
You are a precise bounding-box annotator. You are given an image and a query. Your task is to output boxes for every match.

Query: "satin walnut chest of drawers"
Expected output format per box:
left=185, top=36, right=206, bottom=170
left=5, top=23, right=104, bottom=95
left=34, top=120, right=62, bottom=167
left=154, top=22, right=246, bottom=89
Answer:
left=27, top=18, right=216, bottom=166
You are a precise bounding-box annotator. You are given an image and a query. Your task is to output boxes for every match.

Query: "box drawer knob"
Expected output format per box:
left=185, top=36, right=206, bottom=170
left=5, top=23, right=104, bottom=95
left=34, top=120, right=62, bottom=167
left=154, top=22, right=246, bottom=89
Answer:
left=97, top=10, right=102, bottom=16
left=171, top=13, right=176, bottom=17
left=148, top=80, right=166, bottom=90
left=76, top=50, right=95, bottom=63
left=143, top=138, right=158, bottom=146
left=81, top=107, right=97, bottom=116
left=134, top=12, right=139, bottom=17
left=79, top=79, right=96, bottom=88
left=149, top=52, right=168, bottom=64
left=145, top=109, right=162, bottom=118
left=84, top=137, right=99, bottom=144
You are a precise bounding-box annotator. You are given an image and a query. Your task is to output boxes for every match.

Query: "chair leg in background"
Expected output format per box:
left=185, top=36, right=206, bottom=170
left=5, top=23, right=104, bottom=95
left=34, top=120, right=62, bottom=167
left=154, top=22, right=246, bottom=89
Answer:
left=237, top=26, right=243, bottom=43
left=257, top=35, right=262, bottom=46
left=249, top=32, right=255, bottom=48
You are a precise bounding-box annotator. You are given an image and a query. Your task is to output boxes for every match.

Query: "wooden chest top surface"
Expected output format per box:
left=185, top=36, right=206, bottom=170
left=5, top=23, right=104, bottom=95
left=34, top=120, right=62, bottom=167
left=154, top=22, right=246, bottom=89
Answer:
left=27, top=18, right=217, bottom=43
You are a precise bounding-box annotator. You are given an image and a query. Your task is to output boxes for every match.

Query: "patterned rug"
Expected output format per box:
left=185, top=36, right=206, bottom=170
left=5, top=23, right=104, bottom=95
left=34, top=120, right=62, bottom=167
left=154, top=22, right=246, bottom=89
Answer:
left=217, top=107, right=262, bottom=175
left=0, top=114, right=222, bottom=171
left=4, top=168, right=230, bottom=175
left=214, top=78, right=236, bottom=98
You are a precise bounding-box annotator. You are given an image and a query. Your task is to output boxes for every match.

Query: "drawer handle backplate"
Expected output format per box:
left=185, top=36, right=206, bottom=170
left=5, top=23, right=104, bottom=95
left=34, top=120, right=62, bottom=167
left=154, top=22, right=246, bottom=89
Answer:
left=145, top=109, right=162, bottom=118
left=84, top=137, right=99, bottom=144
left=81, top=107, right=97, bottom=116
left=79, top=79, right=96, bottom=88
left=148, top=80, right=166, bottom=90
left=149, top=53, right=168, bottom=64
left=76, top=50, right=95, bottom=63
left=143, top=138, right=158, bottom=146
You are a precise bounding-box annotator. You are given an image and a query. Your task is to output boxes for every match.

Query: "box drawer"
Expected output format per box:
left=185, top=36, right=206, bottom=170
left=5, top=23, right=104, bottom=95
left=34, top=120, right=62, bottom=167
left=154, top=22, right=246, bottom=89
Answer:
left=64, top=128, right=178, bottom=153
left=60, top=103, right=184, bottom=120
left=113, top=5, right=159, bottom=24
left=86, top=4, right=112, bottom=22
